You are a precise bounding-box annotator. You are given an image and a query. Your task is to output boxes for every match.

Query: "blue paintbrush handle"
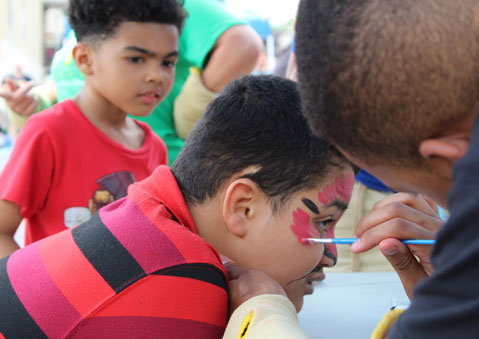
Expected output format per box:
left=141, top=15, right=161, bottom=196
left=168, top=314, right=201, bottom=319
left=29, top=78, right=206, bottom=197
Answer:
left=306, top=238, right=435, bottom=245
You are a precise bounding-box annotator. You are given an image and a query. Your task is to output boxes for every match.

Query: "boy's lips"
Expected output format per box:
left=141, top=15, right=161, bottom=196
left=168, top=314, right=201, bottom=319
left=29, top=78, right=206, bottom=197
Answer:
left=138, top=89, right=163, bottom=104
left=304, top=267, right=326, bottom=295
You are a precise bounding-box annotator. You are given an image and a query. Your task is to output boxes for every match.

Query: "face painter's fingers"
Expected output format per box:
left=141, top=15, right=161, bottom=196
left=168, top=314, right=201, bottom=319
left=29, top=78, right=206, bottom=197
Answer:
left=225, top=262, right=285, bottom=316
left=351, top=216, right=437, bottom=253
left=421, top=195, right=440, bottom=214
left=364, top=192, right=439, bottom=227
left=378, top=238, right=431, bottom=299
left=355, top=193, right=443, bottom=238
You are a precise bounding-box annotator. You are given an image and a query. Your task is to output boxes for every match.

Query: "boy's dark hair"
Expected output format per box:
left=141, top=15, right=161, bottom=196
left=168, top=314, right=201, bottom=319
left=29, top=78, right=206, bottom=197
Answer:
left=296, top=0, right=479, bottom=167
left=69, top=0, right=186, bottom=43
left=171, top=75, right=352, bottom=210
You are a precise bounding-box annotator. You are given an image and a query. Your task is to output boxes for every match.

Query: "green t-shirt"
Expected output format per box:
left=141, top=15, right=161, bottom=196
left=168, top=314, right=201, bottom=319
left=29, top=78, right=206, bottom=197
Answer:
left=49, top=0, right=245, bottom=164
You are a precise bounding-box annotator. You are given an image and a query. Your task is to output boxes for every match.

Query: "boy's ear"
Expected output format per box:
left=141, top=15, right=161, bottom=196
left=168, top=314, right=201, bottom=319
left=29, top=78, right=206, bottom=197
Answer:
left=419, top=134, right=470, bottom=162
left=72, top=42, right=95, bottom=75
left=222, top=178, right=261, bottom=238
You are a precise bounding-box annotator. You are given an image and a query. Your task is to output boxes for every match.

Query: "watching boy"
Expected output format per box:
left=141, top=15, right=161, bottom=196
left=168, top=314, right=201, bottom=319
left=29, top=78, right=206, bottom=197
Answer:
left=0, top=75, right=354, bottom=338
left=0, top=0, right=185, bottom=257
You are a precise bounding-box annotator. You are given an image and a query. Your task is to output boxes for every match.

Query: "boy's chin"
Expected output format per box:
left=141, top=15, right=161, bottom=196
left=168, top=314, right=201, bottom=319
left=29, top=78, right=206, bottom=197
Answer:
left=287, top=281, right=317, bottom=313
left=128, top=108, right=156, bottom=118
left=292, top=297, right=305, bottom=313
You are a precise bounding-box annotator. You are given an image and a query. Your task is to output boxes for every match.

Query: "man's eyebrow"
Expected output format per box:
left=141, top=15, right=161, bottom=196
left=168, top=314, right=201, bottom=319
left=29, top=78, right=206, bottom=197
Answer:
left=124, top=46, right=179, bottom=58
left=327, top=199, right=348, bottom=211
left=302, top=198, right=320, bottom=214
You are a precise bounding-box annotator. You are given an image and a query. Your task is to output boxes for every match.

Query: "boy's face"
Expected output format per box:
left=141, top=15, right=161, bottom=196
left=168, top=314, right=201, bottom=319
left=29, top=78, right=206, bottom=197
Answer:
left=242, top=167, right=354, bottom=312
left=84, top=21, right=179, bottom=116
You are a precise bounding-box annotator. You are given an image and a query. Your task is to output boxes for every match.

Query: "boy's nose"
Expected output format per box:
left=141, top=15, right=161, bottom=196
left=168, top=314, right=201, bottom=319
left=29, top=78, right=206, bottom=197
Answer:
left=145, top=65, right=165, bottom=84
left=321, top=244, right=338, bottom=267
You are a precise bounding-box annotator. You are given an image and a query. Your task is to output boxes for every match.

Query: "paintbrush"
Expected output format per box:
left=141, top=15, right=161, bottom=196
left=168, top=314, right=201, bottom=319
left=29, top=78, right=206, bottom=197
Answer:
left=305, top=238, right=435, bottom=245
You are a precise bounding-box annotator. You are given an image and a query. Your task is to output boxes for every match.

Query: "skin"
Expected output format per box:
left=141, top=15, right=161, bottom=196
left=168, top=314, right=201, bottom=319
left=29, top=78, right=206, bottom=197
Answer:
left=201, top=25, right=262, bottom=93
left=0, top=21, right=179, bottom=258
left=0, top=79, right=38, bottom=117
left=191, top=166, right=354, bottom=312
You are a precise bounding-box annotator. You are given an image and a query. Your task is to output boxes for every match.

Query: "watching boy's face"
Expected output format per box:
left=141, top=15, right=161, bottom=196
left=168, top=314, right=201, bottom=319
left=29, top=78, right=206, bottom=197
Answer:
left=79, top=21, right=179, bottom=117
left=240, top=167, right=354, bottom=312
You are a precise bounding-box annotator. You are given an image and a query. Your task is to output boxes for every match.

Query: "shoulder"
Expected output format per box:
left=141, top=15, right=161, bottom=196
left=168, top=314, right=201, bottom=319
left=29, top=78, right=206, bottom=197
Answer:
left=26, top=99, right=78, bottom=131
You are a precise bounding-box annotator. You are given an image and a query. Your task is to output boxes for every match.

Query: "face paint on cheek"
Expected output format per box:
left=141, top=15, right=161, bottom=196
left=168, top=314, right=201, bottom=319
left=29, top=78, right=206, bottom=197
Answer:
left=290, top=208, right=320, bottom=245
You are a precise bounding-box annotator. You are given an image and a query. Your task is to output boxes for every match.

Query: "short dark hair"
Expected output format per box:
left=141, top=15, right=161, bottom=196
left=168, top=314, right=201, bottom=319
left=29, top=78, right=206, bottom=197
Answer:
left=296, top=0, right=479, bottom=167
left=171, top=75, right=352, bottom=210
left=69, top=0, right=186, bottom=43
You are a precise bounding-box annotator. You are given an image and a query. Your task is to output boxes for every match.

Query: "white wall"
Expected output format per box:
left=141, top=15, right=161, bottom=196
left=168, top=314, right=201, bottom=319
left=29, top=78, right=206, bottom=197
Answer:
left=0, top=0, right=68, bottom=82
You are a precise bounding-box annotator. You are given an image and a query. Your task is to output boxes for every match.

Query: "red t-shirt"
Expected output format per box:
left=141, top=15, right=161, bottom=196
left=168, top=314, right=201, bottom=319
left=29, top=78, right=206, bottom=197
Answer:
left=0, top=99, right=167, bottom=244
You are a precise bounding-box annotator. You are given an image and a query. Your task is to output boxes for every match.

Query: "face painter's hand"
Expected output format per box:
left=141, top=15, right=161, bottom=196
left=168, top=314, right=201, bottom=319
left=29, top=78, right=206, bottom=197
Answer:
left=225, top=262, right=286, bottom=316
left=350, top=192, right=442, bottom=299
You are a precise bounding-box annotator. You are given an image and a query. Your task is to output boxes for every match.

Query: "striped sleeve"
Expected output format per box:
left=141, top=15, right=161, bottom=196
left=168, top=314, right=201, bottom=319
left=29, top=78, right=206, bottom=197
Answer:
left=0, top=198, right=228, bottom=338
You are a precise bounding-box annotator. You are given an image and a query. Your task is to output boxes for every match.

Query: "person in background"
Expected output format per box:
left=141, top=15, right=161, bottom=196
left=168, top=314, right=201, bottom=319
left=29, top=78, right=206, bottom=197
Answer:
left=1, top=0, right=262, bottom=164
left=0, top=0, right=185, bottom=257
left=0, top=65, right=56, bottom=138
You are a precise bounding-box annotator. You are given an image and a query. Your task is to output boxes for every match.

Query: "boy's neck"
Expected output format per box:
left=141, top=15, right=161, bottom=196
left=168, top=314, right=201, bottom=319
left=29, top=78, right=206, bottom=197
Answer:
left=75, top=85, right=129, bottom=127
left=74, top=86, right=145, bottom=150
left=189, top=198, right=232, bottom=257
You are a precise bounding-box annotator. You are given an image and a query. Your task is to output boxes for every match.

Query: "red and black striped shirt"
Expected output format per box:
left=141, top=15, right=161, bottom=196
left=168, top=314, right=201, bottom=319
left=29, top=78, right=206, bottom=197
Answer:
left=0, top=166, right=228, bottom=338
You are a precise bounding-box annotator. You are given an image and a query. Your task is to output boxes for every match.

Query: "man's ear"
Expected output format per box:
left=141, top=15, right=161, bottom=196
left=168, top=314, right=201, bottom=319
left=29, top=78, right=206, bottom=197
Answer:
left=419, top=134, right=470, bottom=162
left=222, top=178, right=261, bottom=238
left=72, top=42, right=95, bottom=75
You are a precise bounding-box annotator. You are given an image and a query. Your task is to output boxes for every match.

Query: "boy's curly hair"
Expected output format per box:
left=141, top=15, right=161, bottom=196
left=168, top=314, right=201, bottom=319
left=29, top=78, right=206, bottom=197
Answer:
left=69, top=0, right=186, bottom=42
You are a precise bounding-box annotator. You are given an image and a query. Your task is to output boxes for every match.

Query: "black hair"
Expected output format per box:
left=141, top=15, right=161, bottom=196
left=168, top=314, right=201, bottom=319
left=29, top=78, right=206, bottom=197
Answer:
left=296, top=0, right=479, bottom=167
left=69, top=0, right=186, bottom=43
left=171, top=75, right=353, bottom=210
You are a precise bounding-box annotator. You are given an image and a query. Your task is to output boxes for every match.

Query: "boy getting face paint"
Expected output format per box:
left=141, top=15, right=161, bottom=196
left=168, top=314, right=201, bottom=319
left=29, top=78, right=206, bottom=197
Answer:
left=245, top=168, right=354, bottom=312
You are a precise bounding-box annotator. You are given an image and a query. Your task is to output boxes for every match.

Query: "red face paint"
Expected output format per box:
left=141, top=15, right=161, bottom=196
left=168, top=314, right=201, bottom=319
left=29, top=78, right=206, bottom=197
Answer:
left=318, top=173, right=354, bottom=205
left=315, top=173, right=353, bottom=257
left=290, top=208, right=320, bottom=244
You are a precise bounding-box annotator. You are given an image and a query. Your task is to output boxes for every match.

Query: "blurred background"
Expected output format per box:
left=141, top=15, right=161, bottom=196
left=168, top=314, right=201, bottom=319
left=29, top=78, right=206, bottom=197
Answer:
left=0, top=0, right=299, bottom=82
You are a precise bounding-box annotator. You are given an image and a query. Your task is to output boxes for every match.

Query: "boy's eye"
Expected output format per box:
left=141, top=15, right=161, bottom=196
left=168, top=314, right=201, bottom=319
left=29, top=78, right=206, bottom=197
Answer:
left=315, top=218, right=334, bottom=233
left=128, top=56, right=144, bottom=63
left=163, top=60, right=176, bottom=68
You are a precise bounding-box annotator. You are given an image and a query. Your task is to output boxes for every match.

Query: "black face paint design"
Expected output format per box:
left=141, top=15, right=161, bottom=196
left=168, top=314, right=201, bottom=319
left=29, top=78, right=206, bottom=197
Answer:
left=323, top=247, right=337, bottom=266
left=302, top=198, right=320, bottom=214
